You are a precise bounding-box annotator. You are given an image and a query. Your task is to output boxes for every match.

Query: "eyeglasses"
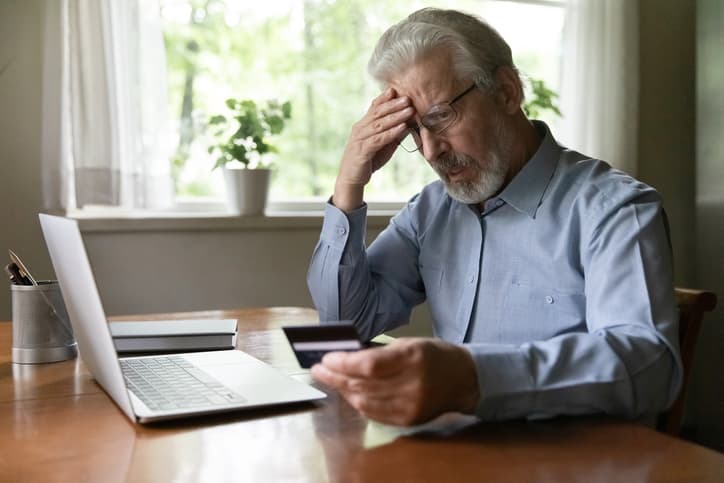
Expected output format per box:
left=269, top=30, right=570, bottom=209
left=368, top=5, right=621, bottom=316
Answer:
left=398, top=83, right=478, bottom=153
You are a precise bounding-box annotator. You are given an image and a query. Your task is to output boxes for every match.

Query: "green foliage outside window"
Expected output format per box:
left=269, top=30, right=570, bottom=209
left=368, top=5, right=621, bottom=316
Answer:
left=523, top=78, right=561, bottom=119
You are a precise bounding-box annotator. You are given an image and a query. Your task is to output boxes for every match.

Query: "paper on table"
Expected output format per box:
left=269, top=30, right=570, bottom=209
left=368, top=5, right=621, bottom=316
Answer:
left=363, top=413, right=481, bottom=449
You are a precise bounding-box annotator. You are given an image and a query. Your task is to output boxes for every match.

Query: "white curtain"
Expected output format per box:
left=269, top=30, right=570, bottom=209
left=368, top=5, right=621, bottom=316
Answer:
left=41, top=0, right=173, bottom=211
left=559, top=0, right=639, bottom=175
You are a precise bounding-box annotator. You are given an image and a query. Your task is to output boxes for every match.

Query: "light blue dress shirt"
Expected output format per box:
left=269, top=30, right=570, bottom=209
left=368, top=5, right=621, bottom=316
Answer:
left=307, top=122, right=682, bottom=421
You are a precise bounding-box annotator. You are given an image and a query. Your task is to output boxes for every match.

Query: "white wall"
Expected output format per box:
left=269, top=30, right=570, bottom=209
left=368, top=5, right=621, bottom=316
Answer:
left=0, top=0, right=54, bottom=319
left=0, top=0, right=721, bottom=450
left=638, top=0, right=696, bottom=286
left=84, top=227, right=323, bottom=315
left=691, top=0, right=724, bottom=452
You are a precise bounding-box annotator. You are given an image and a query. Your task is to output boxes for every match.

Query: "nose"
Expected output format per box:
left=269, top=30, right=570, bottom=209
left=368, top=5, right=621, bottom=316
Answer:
left=420, top=128, right=448, bottom=163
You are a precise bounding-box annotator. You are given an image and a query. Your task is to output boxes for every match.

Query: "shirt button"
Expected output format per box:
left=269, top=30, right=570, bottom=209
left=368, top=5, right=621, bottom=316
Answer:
left=468, top=275, right=475, bottom=283
left=495, top=199, right=503, bottom=207
left=545, top=295, right=554, bottom=304
left=337, top=227, right=347, bottom=236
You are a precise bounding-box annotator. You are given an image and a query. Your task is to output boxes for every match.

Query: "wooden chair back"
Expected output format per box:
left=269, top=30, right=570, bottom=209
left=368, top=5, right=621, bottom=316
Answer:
left=657, top=287, right=718, bottom=436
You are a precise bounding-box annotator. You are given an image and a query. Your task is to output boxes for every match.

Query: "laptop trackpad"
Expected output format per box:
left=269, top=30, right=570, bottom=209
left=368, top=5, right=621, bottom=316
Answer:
left=183, top=351, right=322, bottom=404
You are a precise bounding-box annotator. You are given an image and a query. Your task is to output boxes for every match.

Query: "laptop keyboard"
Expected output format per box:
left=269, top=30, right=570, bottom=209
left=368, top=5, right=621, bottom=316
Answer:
left=120, top=356, right=246, bottom=411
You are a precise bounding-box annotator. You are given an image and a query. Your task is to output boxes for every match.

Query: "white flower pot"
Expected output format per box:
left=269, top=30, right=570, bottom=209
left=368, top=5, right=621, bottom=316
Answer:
left=223, top=167, right=271, bottom=216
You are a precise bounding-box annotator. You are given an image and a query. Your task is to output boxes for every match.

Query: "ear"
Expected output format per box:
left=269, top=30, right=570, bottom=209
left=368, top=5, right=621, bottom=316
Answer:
left=493, top=66, right=523, bottom=115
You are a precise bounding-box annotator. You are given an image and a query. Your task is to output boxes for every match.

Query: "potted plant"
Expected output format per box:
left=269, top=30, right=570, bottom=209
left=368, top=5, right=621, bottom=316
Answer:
left=208, top=98, right=291, bottom=215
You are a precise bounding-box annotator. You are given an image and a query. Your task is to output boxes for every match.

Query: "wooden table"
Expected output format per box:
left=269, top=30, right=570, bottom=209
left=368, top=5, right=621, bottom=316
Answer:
left=2, top=307, right=724, bottom=482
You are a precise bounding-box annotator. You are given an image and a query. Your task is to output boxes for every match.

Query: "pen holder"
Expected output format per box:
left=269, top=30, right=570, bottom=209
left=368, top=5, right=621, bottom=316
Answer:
left=10, top=281, right=77, bottom=364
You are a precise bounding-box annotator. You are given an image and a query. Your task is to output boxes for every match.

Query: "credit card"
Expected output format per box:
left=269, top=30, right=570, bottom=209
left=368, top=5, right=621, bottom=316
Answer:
left=282, top=323, right=363, bottom=368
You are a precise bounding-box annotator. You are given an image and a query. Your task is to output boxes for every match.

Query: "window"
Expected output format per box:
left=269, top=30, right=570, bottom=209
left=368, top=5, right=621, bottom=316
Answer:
left=160, top=0, right=565, bottom=208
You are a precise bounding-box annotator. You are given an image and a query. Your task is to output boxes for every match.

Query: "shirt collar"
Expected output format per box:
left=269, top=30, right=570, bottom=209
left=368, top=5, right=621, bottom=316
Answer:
left=496, top=121, right=561, bottom=219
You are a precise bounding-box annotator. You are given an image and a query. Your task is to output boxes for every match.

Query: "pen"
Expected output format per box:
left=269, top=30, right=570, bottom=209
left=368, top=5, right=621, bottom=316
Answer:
left=8, top=249, right=37, bottom=285
left=4, top=263, right=30, bottom=285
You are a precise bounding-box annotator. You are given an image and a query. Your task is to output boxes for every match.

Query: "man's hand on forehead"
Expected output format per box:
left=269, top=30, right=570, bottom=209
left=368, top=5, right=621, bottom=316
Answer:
left=332, top=87, right=415, bottom=211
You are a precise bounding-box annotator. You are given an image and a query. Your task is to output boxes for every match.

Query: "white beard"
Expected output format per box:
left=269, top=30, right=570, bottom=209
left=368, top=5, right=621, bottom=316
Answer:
left=430, top=108, right=515, bottom=204
left=431, top=114, right=512, bottom=205
left=433, top=149, right=508, bottom=204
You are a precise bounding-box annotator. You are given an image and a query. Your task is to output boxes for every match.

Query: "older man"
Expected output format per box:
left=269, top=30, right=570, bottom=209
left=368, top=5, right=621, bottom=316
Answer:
left=307, top=8, right=681, bottom=426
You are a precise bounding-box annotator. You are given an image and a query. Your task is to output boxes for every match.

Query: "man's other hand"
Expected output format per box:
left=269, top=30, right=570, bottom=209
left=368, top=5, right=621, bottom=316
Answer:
left=310, top=337, right=480, bottom=426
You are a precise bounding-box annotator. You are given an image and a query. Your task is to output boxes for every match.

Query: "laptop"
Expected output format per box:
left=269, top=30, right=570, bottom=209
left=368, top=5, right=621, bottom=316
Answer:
left=39, top=214, right=326, bottom=423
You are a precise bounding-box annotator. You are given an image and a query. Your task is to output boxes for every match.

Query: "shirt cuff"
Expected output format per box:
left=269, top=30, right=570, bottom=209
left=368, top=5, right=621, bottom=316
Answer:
left=463, top=343, right=536, bottom=420
left=320, top=199, right=368, bottom=262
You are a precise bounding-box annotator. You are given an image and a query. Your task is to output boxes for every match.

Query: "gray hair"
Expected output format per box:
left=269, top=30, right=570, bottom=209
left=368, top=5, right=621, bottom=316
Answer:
left=368, top=8, right=520, bottom=93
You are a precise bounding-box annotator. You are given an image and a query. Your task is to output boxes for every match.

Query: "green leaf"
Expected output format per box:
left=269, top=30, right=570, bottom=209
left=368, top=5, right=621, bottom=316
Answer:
left=523, top=78, right=561, bottom=119
left=213, top=157, right=226, bottom=170
left=266, top=115, right=284, bottom=135
left=281, top=101, right=292, bottom=119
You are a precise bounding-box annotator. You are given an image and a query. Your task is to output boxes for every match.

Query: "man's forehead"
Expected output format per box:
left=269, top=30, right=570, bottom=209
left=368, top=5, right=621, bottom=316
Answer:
left=388, top=55, right=463, bottom=109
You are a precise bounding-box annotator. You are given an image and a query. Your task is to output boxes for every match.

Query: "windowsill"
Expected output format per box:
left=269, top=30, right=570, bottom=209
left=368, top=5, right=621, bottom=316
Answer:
left=71, top=209, right=398, bottom=233
left=65, top=198, right=403, bottom=233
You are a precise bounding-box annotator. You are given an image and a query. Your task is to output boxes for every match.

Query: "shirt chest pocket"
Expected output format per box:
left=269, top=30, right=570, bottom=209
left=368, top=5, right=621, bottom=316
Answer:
left=502, top=284, right=587, bottom=343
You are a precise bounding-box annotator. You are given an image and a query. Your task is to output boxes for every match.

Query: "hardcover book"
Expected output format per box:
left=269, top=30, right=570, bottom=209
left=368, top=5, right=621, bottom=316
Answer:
left=108, top=319, right=238, bottom=353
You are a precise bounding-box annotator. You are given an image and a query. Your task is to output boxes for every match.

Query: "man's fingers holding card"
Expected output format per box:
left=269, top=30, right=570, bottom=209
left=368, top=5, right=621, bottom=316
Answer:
left=320, top=344, right=408, bottom=378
